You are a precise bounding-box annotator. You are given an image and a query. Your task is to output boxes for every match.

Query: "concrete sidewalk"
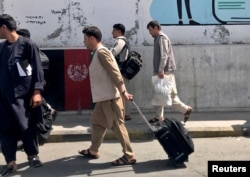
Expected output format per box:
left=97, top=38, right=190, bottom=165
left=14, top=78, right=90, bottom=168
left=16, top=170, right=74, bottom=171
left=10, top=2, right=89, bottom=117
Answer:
left=47, top=111, right=250, bottom=142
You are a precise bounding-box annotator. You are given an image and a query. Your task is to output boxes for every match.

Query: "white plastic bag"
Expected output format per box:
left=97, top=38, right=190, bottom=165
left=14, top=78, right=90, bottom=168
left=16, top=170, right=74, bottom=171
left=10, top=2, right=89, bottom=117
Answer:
left=152, top=76, right=172, bottom=106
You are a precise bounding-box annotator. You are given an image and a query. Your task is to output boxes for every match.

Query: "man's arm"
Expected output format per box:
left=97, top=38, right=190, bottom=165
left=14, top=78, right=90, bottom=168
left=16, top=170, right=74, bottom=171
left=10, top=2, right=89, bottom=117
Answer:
left=110, top=38, right=126, bottom=57
left=158, top=36, right=169, bottom=78
left=98, top=49, right=133, bottom=100
left=27, top=40, right=44, bottom=107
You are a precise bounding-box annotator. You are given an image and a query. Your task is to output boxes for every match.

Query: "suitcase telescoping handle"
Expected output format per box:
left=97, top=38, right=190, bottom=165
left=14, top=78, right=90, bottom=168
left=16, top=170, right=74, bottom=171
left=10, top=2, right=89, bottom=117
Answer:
left=131, top=100, right=154, bottom=131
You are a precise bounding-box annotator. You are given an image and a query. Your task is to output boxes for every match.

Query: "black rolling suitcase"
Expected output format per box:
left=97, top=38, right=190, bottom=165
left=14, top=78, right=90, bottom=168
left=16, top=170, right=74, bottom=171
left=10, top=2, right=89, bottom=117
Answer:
left=132, top=100, right=194, bottom=167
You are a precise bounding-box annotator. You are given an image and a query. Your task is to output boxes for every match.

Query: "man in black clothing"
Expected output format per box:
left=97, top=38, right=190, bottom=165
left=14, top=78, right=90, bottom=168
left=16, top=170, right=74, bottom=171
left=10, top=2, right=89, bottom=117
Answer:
left=0, top=14, right=44, bottom=176
left=16, top=28, right=57, bottom=146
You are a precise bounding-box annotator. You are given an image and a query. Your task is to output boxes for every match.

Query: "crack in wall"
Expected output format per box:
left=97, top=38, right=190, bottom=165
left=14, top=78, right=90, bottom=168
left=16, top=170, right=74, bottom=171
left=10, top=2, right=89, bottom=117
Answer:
left=45, top=1, right=89, bottom=45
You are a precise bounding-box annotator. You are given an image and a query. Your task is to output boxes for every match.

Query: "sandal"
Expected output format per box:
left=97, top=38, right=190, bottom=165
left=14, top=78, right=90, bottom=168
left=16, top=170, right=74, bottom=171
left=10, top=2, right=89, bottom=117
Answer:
left=78, top=149, right=99, bottom=159
left=184, top=107, right=192, bottom=123
left=148, top=118, right=161, bottom=123
left=111, top=155, right=136, bottom=166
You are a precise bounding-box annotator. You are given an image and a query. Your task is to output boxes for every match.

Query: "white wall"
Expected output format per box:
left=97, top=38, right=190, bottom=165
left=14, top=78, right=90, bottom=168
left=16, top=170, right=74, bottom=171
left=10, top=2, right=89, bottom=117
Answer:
left=1, top=0, right=250, bottom=112
left=1, top=0, right=250, bottom=47
left=130, top=45, right=250, bottom=112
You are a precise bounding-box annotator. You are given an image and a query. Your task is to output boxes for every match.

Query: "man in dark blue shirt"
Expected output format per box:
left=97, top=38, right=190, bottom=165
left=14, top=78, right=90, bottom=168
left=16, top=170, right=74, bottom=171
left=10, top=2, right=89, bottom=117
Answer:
left=0, top=14, right=44, bottom=176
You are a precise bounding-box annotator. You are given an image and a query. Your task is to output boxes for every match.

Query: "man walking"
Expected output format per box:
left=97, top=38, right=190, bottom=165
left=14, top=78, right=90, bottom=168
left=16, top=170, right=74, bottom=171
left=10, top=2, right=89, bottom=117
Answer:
left=110, top=23, right=132, bottom=121
left=0, top=14, right=44, bottom=176
left=78, top=26, right=136, bottom=166
left=146, top=20, right=192, bottom=123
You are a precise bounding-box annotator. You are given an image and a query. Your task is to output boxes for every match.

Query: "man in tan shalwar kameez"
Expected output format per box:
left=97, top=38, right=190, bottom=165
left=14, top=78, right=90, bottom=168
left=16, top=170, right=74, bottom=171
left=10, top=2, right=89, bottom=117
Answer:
left=78, top=26, right=136, bottom=166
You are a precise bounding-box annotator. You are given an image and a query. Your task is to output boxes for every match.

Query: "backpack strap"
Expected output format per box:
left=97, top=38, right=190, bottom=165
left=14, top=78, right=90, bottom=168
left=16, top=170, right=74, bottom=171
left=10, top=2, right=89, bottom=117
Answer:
left=116, top=38, right=130, bottom=64
left=118, top=38, right=130, bottom=53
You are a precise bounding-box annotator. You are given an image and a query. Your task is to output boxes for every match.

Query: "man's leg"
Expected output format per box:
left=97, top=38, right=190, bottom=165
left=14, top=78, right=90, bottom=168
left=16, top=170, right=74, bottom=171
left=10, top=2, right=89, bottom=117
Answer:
left=89, top=124, right=107, bottom=152
left=110, top=97, right=136, bottom=165
left=0, top=134, right=17, bottom=176
left=21, top=128, right=39, bottom=156
left=78, top=124, right=105, bottom=158
left=165, top=72, right=192, bottom=122
left=167, top=73, right=189, bottom=113
left=21, top=126, right=42, bottom=168
left=1, top=134, right=17, bottom=164
left=154, top=105, right=164, bottom=120
left=110, top=97, right=134, bottom=158
left=111, top=120, right=134, bottom=158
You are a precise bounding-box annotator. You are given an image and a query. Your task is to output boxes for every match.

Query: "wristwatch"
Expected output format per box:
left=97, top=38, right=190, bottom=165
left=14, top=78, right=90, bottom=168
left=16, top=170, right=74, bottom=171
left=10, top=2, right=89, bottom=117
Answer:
left=122, top=90, right=126, bottom=95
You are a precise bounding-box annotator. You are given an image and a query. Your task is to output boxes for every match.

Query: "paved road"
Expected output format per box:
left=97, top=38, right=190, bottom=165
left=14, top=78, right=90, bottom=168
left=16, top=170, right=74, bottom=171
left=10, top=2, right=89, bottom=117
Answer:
left=1, top=137, right=249, bottom=177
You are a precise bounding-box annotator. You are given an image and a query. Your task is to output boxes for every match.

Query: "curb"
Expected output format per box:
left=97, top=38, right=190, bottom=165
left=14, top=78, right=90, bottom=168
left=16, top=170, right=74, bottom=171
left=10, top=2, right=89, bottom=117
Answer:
left=45, top=124, right=250, bottom=143
left=46, top=112, right=250, bottom=143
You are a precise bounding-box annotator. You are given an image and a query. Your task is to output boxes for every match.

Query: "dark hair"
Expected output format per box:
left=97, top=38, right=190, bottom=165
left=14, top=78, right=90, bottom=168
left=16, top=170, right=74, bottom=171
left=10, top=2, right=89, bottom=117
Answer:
left=17, top=29, right=31, bottom=38
left=82, top=26, right=102, bottom=42
left=113, top=23, right=125, bottom=35
left=147, top=20, right=161, bottom=30
left=0, top=14, right=17, bottom=31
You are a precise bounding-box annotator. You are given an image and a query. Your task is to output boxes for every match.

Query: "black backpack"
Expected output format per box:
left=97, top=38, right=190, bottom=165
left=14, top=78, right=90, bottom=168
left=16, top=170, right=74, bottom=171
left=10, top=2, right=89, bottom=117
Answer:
left=115, top=39, right=142, bottom=80
left=40, top=50, right=49, bottom=70
left=120, top=51, right=142, bottom=80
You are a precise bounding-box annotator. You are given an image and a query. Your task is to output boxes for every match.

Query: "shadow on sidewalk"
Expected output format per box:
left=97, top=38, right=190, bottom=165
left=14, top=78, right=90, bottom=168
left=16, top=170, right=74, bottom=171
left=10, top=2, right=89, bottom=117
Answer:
left=10, top=155, right=185, bottom=176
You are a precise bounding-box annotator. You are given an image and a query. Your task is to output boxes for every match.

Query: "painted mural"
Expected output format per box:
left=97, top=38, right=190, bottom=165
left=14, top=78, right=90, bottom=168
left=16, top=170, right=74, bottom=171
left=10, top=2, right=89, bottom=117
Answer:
left=1, top=0, right=250, bottom=47
left=150, top=0, right=250, bottom=25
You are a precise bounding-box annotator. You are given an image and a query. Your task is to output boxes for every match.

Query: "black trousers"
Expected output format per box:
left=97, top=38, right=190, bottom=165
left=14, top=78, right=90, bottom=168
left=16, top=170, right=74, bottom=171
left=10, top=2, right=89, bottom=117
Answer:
left=1, top=124, right=39, bottom=163
left=0, top=105, right=40, bottom=164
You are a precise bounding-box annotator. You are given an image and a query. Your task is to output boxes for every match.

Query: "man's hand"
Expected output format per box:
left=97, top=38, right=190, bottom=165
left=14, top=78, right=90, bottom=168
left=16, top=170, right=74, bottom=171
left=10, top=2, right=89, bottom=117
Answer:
left=157, top=71, right=164, bottom=78
left=123, top=91, right=133, bottom=101
left=30, top=90, right=42, bottom=108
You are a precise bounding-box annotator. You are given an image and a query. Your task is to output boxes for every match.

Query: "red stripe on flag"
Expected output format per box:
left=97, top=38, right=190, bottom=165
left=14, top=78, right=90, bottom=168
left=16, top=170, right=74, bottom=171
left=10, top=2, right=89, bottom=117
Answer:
left=64, top=49, right=92, bottom=110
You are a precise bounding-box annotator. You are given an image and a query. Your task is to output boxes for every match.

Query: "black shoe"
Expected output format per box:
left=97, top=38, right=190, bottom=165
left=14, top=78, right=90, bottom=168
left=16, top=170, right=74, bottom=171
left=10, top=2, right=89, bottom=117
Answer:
left=174, top=161, right=185, bottom=168
left=0, top=165, right=16, bottom=176
left=28, top=156, right=43, bottom=168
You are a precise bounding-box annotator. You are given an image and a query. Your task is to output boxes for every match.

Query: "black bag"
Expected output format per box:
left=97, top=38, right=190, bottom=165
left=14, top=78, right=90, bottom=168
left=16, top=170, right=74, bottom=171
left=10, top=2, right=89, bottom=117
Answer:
left=115, top=38, right=142, bottom=80
left=36, top=99, right=56, bottom=139
left=120, top=51, right=142, bottom=80
left=153, top=118, right=194, bottom=166
left=40, top=50, right=49, bottom=70
left=132, top=100, right=194, bottom=167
